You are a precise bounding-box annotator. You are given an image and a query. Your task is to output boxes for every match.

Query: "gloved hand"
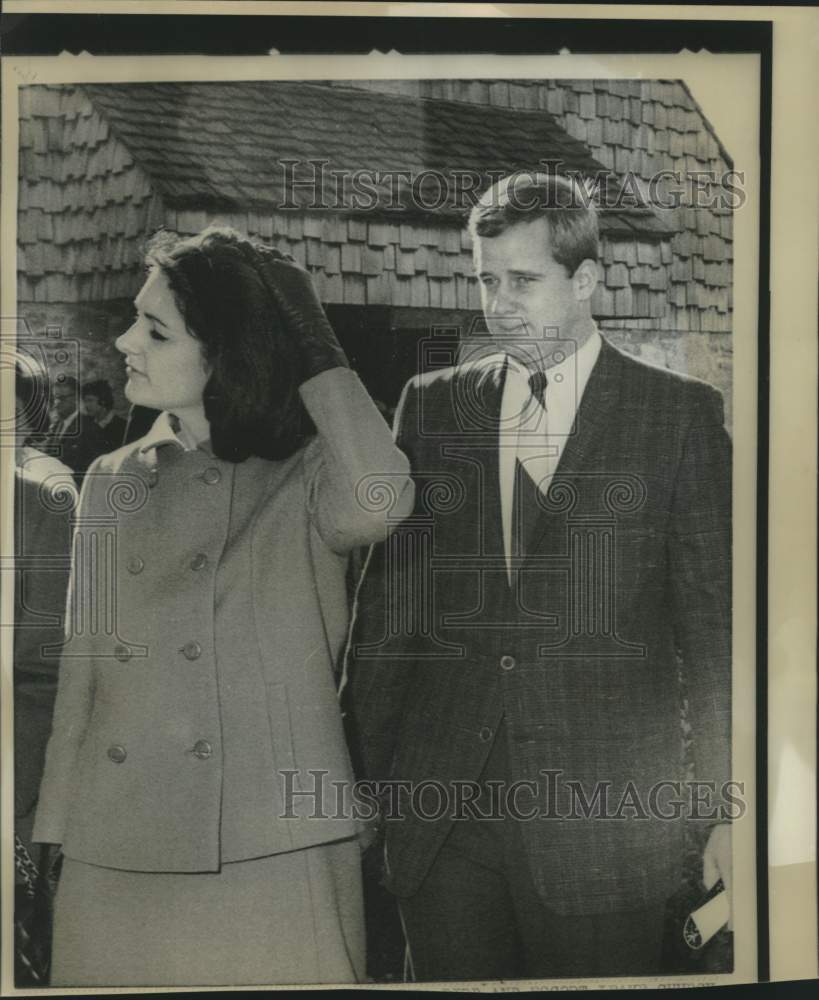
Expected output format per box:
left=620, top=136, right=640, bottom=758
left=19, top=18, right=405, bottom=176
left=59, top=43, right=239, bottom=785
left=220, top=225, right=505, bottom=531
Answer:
left=256, top=246, right=349, bottom=383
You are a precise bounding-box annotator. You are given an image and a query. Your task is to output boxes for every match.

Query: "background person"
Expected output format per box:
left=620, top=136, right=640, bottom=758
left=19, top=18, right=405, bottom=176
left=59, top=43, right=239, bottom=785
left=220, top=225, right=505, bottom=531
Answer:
left=47, top=375, right=106, bottom=485
left=80, top=378, right=127, bottom=452
left=12, top=351, right=76, bottom=914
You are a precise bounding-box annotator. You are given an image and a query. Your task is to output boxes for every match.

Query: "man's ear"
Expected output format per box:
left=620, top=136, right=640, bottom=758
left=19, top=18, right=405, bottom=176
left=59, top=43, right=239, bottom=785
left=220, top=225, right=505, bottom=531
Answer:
left=573, top=258, right=598, bottom=301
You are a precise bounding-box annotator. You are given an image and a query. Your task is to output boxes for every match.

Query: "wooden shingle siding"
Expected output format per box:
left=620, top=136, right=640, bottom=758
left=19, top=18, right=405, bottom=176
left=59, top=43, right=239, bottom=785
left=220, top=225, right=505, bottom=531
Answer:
left=18, top=80, right=677, bottom=316
left=345, top=78, right=732, bottom=336
left=17, top=78, right=732, bottom=422
left=17, top=86, right=159, bottom=306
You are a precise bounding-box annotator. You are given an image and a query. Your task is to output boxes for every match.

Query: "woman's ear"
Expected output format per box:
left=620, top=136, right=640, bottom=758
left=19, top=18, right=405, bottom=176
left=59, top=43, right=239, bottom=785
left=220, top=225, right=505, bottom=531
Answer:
left=573, top=258, right=599, bottom=302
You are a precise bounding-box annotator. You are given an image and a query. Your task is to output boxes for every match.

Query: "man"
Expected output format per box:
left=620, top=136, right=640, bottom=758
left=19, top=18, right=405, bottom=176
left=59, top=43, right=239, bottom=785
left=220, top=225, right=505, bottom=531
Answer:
left=81, top=378, right=127, bottom=452
left=48, top=375, right=106, bottom=484
left=346, top=173, right=732, bottom=980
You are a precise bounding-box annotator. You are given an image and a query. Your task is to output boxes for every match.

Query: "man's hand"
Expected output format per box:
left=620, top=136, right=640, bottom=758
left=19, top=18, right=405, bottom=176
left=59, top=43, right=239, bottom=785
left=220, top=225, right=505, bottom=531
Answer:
left=702, top=822, right=732, bottom=930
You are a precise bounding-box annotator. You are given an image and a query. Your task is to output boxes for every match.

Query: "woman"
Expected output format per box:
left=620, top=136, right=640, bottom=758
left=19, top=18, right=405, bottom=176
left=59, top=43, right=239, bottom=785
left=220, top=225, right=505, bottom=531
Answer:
left=33, top=228, right=414, bottom=987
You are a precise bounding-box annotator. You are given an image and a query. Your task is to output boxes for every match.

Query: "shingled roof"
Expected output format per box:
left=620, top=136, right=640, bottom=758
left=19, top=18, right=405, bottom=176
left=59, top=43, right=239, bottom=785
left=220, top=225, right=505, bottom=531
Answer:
left=381, top=78, right=733, bottom=333
left=18, top=80, right=720, bottom=325
left=78, top=80, right=668, bottom=236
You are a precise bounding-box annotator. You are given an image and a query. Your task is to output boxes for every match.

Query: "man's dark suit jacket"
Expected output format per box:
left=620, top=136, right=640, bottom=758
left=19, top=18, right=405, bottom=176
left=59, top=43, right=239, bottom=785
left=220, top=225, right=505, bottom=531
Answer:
left=49, top=412, right=107, bottom=482
left=346, top=337, right=732, bottom=916
left=98, top=413, right=127, bottom=453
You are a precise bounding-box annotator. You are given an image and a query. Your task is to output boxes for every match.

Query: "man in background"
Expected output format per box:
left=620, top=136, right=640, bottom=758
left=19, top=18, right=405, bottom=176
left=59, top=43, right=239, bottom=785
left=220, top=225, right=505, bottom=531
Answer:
left=81, top=378, right=126, bottom=453
left=48, top=375, right=106, bottom=485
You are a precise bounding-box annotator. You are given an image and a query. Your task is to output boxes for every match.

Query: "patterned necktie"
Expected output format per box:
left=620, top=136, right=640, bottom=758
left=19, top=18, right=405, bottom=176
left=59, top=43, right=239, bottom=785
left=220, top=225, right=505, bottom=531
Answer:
left=510, top=371, right=549, bottom=579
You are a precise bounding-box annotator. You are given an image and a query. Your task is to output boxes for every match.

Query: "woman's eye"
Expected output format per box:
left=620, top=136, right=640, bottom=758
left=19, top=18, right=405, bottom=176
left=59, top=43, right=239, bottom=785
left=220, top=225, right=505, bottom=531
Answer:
left=148, top=328, right=168, bottom=343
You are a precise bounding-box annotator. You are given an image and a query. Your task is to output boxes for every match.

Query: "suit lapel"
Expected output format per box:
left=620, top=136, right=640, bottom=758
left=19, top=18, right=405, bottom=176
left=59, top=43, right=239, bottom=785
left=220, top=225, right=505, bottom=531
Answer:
left=525, top=338, right=625, bottom=557
left=554, top=337, right=624, bottom=479
left=443, top=356, right=508, bottom=558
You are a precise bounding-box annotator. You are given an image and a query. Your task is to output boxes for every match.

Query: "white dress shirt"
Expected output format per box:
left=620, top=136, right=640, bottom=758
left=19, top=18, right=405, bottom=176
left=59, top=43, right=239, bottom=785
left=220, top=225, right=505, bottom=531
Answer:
left=499, top=330, right=602, bottom=581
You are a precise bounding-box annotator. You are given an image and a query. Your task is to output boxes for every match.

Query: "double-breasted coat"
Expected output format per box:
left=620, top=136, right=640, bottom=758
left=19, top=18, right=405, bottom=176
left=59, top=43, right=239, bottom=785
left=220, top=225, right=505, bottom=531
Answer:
left=33, top=367, right=414, bottom=872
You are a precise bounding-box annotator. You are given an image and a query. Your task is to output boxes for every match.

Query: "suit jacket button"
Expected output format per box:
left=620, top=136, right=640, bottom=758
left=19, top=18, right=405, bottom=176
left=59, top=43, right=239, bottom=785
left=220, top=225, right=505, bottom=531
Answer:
left=500, top=655, right=516, bottom=671
left=202, top=467, right=221, bottom=485
left=127, top=555, right=145, bottom=575
left=479, top=727, right=493, bottom=742
left=190, top=553, right=208, bottom=571
left=181, top=640, right=202, bottom=661
left=114, top=644, right=132, bottom=662
left=107, top=745, right=127, bottom=763
left=192, top=739, right=212, bottom=760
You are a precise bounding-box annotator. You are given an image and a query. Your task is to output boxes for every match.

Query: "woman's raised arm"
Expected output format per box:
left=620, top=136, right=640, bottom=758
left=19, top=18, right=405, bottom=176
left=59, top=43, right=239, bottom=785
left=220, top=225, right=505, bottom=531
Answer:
left=263, top=254, right=415, bottom=552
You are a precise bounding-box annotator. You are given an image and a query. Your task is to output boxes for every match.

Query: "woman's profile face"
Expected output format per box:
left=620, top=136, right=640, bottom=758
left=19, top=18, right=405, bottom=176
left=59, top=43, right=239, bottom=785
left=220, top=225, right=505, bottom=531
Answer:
left=115, top=268, right=210, bottom=414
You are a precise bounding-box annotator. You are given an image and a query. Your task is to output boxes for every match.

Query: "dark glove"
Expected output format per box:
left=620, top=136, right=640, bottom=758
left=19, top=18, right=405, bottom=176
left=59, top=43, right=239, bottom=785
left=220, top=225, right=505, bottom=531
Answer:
left=256, top=246, right=349, bottom=382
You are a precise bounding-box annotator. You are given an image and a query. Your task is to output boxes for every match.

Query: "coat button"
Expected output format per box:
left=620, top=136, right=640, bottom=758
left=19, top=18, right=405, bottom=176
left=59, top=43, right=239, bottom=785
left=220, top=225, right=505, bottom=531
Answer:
left=192, top=739, right=212, bottom=760
left=202, top=467, right=221, bottom=485
left=500, top=654, right=516, bottom=671
left=126, top=555, right=145, bottom=575
left=190, top=553, right=208, bottom=571
left=181, top=641, right=202, bottom=661
left=147, top=468, right=159, bottom=488
left=107, top=745, right=127, bottom=763
left=479, top=727, right=493, bottom=743
left=114, top=644, right=132, bottom=662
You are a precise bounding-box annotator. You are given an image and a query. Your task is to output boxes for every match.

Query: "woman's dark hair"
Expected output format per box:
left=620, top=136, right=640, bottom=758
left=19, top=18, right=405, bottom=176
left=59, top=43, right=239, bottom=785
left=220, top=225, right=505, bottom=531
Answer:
left=14, top=348, right=51, bottom=438
left=144, top=226, right=315, bottom=463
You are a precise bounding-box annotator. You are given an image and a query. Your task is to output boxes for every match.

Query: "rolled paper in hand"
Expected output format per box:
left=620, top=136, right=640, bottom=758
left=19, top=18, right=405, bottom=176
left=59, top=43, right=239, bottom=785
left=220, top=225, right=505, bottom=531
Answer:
left=683, top=889, right=731, bottom=949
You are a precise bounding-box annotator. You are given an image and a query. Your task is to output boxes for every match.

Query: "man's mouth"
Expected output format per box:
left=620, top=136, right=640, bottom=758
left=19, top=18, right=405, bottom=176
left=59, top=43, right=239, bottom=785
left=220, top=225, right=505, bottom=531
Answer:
left=492, top=318, right=526, bottom=332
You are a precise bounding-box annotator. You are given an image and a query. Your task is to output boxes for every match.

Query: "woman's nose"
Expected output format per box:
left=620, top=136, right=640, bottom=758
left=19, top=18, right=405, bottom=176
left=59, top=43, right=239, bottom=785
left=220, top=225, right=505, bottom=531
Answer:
left=115, top=323, right=139, bottom=355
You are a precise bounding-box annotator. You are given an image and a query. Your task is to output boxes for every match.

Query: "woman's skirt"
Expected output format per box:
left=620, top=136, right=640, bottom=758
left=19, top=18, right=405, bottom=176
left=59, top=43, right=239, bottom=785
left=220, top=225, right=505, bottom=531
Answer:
left=51, top=836, right=365, bottom=987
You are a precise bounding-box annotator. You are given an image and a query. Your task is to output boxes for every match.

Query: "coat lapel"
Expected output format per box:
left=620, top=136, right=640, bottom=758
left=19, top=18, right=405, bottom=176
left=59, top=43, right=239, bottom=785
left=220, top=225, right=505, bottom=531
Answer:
left=454, top=355, right=508, bottom=557
left=525, top=338, right=625, bottom=557
left=559, top=337, right=624, bottom=478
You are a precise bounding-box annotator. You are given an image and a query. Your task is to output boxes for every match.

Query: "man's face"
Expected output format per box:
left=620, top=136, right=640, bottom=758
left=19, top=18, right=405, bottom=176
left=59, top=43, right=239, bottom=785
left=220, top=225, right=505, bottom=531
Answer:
left=473, top=217, right=583, bottom=368
left=52, top=381, right=77, bottom=421
left=83, top=394, right=101, bottom=419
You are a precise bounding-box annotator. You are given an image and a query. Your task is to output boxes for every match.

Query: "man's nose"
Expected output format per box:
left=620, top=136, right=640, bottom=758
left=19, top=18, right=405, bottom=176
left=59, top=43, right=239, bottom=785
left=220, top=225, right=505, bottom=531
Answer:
left=490, top=281, right=517, bottom=316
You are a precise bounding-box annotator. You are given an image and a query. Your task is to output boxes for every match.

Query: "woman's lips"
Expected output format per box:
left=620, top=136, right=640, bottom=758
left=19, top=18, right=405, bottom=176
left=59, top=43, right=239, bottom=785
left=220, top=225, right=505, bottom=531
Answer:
left=126, top=364, right=146, bottom=378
